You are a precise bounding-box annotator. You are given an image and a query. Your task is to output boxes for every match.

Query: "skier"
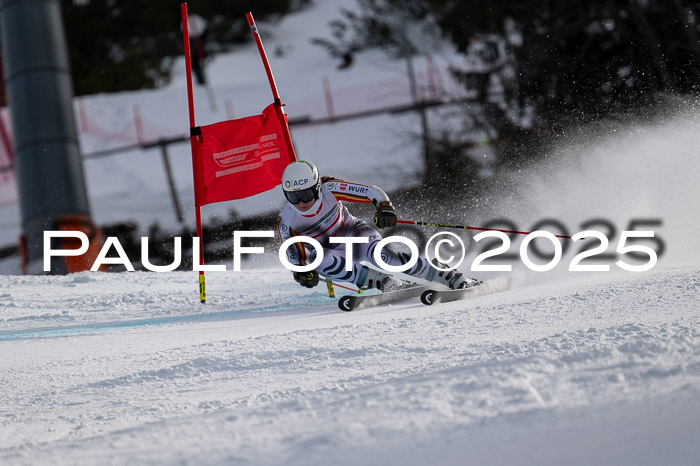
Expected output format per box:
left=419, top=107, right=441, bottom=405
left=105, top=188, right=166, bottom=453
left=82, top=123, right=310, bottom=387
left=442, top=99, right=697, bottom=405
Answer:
left=277, top=160, right=478, bottom=291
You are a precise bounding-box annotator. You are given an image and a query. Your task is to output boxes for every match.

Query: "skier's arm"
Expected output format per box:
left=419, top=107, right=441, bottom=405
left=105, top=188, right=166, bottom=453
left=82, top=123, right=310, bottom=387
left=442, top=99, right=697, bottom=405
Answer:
left=323, top=177, right=390, bottom=206
left=323, top=178, right=397, bottom=228
left=276, top=216, right=319, bottom=288
left=276, top=216, right=308, bottom=266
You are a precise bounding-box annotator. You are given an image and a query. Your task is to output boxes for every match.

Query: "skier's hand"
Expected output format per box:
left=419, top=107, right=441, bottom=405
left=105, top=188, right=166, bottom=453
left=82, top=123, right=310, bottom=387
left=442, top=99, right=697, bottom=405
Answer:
left=374, top=200, right=397, bottom=228
left=293, top=270, right=320, bottom=288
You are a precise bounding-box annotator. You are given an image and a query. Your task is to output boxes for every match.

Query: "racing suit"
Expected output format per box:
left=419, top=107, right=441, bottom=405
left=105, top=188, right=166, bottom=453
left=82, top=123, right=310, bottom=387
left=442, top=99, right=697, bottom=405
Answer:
left=276, top=178, right=430, bottom=285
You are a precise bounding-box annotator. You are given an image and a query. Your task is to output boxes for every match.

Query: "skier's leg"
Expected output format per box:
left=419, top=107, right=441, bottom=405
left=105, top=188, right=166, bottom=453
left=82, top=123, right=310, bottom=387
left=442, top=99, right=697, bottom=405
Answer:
left=324, top=218, right=428, bottom=291
left=424, top=258, right=479, bottom=289
left=315, top=246, right=400, bottom=291
left=349, top=219, right=431, bottom=280
left=348, top=219, right=478, bottom=290
left=315, top=247, right=358, bottom=284
left=310, top=217, right=408, bottom=291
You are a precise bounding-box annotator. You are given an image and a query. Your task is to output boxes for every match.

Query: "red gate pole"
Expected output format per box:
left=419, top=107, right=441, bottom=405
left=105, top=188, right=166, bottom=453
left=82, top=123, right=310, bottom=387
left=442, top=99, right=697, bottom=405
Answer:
left=245, top=12, right=297, bottom=162
left=181, top=2, right=206, bottom=304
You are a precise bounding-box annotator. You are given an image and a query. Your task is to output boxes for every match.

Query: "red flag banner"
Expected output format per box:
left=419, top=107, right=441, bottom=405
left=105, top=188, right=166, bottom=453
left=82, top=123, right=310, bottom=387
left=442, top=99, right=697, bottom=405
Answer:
left=195, top=104, right=296, bottom=206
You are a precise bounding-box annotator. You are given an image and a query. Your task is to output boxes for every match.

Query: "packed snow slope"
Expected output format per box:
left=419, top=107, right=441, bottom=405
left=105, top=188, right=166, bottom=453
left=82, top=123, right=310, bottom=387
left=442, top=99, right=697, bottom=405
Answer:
left=0, top=264, right=699, bottom=466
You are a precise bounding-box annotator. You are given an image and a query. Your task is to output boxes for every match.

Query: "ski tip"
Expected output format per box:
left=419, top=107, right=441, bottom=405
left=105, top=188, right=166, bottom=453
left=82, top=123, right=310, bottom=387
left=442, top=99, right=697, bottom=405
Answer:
left=338, top=296, right=353, bottom=312
left=420, top=289, right=436, bottom=305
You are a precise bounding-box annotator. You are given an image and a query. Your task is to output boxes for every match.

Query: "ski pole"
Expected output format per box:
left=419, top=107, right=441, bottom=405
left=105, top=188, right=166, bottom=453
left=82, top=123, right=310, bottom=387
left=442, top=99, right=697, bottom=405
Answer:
left=320, top=277, right=363, bottom=294
left=397, top=219, right=572, bottom=239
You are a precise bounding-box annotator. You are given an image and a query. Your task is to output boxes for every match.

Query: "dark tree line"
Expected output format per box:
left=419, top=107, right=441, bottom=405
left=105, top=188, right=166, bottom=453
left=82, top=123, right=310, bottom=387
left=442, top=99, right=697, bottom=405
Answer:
left=61, top=0, right=700, bottom=115
left=431, top=0, right=700, bottom=119
left=61, top=0, right=309, bottom=96
left=310, top=0, right=700, bottom=195
left=315, top=0, right=700, bottom=121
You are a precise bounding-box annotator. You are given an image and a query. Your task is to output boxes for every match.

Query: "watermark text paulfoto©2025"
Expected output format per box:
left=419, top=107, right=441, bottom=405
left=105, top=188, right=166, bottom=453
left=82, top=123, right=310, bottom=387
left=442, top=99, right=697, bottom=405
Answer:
left=43, top=229, right=659, bottom=273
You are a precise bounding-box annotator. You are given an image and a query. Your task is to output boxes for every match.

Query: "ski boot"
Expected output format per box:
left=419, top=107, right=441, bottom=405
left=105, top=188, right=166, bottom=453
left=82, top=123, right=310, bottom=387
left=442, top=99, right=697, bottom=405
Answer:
left=356, top=265, right=408, bottom=292
left=426, top=259, right=479, bottom=290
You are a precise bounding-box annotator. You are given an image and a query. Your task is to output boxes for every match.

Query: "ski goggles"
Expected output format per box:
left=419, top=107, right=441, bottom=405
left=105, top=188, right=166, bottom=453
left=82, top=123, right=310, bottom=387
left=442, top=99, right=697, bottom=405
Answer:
left=284, top=186, right=317, bottom=205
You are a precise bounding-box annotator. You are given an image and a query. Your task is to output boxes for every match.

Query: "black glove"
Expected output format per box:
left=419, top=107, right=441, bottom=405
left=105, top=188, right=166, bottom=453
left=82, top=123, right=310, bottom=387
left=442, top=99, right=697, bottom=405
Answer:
left=374, top=200, right=397, bottom=228
left=293, top=270, right=320, bottom=288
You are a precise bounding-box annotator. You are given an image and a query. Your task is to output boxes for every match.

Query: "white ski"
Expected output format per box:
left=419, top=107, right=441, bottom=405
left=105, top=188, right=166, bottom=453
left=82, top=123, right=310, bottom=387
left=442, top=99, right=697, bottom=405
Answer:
left=420, top=280, right=511, bottom=305
left=338, top=285, right=428, bottom=311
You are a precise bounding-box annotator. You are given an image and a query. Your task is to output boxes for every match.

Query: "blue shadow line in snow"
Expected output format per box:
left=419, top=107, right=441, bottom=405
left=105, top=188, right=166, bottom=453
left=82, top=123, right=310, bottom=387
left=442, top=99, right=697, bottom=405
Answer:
left=0, top=296, right=341, bottom=342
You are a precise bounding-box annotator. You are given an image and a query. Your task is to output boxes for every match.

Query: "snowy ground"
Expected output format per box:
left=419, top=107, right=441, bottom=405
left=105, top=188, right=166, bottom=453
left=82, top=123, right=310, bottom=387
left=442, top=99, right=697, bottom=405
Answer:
left=1, top=264, right=699, bottom=465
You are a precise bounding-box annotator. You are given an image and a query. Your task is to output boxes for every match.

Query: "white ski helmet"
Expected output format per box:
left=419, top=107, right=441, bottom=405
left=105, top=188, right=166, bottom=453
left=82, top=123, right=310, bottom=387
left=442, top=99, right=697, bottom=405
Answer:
left=281, top=160, right=321, bottom=204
